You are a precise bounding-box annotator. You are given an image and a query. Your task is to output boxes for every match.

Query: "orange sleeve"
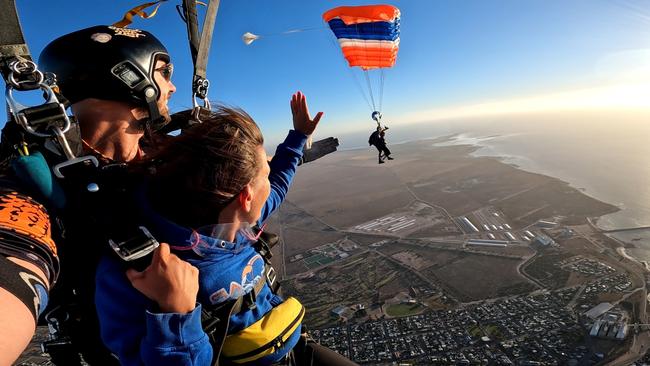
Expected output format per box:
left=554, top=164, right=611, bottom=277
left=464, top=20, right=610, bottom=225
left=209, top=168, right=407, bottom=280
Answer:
left=0, top=190, right=57, bottom=256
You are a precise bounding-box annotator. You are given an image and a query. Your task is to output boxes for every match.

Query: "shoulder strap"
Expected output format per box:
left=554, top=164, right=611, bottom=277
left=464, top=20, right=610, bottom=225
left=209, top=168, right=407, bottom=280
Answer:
left=179, top=0, right=220, bottom=112
left=0, top=0, right=31, bottom=80
left=201, top=297, right=239, bottom=366
left=200, top=259, right=278, bottom=365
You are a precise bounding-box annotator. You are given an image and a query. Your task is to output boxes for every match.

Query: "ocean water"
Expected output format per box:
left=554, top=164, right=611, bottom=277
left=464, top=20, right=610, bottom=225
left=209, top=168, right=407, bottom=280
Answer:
left=341, top=110, right=650, bottom=259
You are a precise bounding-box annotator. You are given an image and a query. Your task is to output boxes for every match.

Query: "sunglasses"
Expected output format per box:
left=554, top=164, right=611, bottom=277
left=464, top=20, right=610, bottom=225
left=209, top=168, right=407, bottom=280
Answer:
left=154, top=63, right=174, bottom=81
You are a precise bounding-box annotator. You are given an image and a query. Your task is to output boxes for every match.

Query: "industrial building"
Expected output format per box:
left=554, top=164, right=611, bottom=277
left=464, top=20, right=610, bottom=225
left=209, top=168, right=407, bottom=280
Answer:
left=459, top=216, right=479, bottom=233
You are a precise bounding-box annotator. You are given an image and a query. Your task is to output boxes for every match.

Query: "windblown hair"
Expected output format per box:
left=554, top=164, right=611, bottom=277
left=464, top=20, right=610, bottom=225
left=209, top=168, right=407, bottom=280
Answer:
left=147, top=106, right=264, bottom=228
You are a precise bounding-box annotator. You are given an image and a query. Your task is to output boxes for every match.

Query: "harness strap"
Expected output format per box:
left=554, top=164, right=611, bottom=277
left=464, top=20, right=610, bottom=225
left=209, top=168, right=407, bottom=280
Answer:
left=200, top=261, right=279, bottom=365
left=0, top=0, right=31, bottom=81
left=178, top=0, right=219, bottom=116
left=202, top=296, right=237, bottom=366
left=181, top=0, right=201, bottom=67
left=194, top=0, right=219, bottom=85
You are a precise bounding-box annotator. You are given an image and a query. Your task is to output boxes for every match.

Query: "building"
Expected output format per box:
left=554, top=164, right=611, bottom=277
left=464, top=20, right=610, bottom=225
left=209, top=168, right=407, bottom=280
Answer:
left=532, top=235, right=554, bottom=247
left=467, top=239, right=508, bottom=247
left=460, top=216, right=479, bottom=233
left=536, top=220, right=558, bottom=228
left=332, top=305, right=348, bottom=317
left=585, top=303, right=614, bottom=319
left=587, top=306, right=629, bottom=341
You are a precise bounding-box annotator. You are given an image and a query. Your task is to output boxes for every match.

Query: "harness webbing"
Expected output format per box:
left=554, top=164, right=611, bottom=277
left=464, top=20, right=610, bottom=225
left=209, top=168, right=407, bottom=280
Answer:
left=180, top=0, right=219, bottom=103
left=181, top=0, right=201, bottom=66
left=0, top=0, right=31, bottom=125
left=0, top=0, right=31, bottom=81
left=195, top=0, right=219, bottom=84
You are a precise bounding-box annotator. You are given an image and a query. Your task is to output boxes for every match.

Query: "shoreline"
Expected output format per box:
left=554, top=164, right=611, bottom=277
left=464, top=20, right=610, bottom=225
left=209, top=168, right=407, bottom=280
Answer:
left=616, top=246, right=650, bottom=273
left=429, top=132, right=645, bottom=232
left=431, top=134, right=650, bottom=266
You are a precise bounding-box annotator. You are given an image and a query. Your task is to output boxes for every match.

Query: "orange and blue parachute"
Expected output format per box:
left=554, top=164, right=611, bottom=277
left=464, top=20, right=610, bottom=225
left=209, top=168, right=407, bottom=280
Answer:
left=323, top=4, right=400, bottom=70
left=323, top=4, right=400, bottom=125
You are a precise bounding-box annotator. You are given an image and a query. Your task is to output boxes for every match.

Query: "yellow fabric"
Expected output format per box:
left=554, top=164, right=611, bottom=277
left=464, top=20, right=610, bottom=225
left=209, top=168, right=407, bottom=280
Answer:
left=222, top=297, right=304, bottom=363
left=112, top=0, right=166, bottom=28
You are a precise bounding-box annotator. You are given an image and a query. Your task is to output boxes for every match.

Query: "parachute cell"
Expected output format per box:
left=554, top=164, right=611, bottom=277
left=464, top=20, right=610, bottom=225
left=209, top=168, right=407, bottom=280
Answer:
left=323, top=4, right=401, bottom=70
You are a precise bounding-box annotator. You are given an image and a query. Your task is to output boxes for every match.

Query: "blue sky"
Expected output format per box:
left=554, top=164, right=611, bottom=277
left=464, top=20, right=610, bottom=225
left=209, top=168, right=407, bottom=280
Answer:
left=6, top=0, right=650, bottom=145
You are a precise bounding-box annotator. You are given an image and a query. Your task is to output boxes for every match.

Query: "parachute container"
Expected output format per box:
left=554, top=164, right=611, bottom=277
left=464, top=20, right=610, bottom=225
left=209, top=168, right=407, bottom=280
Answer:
left=323, top=4, right=401, bottom=70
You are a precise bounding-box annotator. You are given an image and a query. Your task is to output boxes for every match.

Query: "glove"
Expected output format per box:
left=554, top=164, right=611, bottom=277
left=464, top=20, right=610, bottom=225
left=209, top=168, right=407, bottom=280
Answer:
left=300, top=137, right=339, bottom=165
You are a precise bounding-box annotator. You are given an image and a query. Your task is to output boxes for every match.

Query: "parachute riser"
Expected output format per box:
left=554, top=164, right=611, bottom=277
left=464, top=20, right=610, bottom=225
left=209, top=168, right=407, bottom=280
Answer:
left=180, top=0, right=220, bottom=122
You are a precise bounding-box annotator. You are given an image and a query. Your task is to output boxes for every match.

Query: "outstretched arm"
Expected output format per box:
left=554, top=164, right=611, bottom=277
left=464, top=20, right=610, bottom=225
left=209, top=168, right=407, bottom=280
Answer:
left=259, top=92, right=324, bottom=222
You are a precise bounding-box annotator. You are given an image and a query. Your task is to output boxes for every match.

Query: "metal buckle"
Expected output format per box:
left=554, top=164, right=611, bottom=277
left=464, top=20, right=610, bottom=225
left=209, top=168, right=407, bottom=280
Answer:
left=52, top=155, right=100, bottom=179
left=193, top=77, right=210, bottom=100
left=5, top=59, right=97, bottom=181
left=242, top=287, right=257, bottom=310
left=266, top=266, right=277, bottom=289
left=7, top=59, right=44, bottom=90
left=5, top=60, right=70, bottom=138
left=191, top=77, right=211, bottom=122
left=201, top=308, right=222, bottom=341
left=109, top=226, right=160, bottom=262
left=6, top=84, right=71, bottom=138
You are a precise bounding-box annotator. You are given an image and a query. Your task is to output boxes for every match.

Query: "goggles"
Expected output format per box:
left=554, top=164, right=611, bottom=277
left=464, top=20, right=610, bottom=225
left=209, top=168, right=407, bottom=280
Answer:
left=154, top=63, right=174, bottom=81
left=169, top=222, right=266, bottom=257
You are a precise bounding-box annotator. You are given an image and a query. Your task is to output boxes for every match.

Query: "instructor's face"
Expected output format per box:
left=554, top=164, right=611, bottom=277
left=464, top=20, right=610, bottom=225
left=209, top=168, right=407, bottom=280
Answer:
left=153, top=59, right=176, bottom=121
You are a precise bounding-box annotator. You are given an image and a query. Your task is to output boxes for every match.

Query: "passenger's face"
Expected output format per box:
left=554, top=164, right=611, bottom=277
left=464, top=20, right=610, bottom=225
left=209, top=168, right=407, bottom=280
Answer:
left=248, top=146, right=271, bottom=223
left=153, top=59, right=176, bottom=121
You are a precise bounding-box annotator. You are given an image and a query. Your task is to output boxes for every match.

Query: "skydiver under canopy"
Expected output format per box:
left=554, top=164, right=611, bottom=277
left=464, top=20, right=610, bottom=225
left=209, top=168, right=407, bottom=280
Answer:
left=369, top=125, right=393, bottom=164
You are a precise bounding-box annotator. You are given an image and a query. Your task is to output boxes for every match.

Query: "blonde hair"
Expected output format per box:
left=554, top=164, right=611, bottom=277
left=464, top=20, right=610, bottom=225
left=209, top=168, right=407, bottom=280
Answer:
left=148, top=106, right=264, bottom=227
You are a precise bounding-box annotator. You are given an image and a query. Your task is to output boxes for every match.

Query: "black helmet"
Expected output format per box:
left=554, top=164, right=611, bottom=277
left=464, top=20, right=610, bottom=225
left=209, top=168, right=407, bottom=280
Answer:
left=39, top=25, right=170, bottom=127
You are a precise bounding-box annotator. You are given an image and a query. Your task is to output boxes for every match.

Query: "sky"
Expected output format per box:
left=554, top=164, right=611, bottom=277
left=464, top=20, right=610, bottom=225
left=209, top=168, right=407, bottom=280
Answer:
left=5, top=0, right=650, bottom=146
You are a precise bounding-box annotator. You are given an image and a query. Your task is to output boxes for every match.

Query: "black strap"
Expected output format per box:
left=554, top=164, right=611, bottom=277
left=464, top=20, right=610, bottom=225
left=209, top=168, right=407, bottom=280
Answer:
left=195, top=0, right=219, bottom=82
left=181, top=0, right=200, bottom=66
left=202, top=297, right=238, bottom=366
left=180, top=0, right=220, bottom=100
left=200, top=267, right=269, bottom=366
left=1, top=0, right=31, bottom=127
left=0, top=0, right=31, bottom=81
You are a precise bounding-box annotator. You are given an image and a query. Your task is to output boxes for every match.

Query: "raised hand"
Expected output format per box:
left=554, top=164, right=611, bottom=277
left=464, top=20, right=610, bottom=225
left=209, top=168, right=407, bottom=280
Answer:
left=126, top=243, right=199, bottom=314
left=290, top=91, right=323, bottom=136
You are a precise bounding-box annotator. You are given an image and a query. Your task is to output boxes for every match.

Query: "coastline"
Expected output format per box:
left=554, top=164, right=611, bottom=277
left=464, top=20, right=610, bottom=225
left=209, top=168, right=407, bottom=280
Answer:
left=452, top=133, right=650, bottom=264
left=428, top=133, right=650, bottom=264
left=616, top=246, right=650, bottom=273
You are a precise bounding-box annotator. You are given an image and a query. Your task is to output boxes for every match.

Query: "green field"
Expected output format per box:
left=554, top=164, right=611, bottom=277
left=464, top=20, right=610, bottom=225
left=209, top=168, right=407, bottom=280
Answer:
left=385, top=303, right=424, bottom=317
left=303, top=253, right=337, bottom=268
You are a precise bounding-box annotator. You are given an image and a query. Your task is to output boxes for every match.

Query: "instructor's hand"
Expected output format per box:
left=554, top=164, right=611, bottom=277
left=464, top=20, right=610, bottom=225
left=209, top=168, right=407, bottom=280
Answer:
left=126, top=243, right=199, bottom=314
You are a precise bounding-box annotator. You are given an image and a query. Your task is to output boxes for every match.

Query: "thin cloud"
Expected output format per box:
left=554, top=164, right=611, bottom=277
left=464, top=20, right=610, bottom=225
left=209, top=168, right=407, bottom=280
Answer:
left=398, top=82, right=650, bottom=125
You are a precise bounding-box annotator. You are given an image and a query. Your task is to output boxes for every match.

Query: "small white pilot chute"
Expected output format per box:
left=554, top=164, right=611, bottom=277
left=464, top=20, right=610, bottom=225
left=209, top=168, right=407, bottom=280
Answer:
left=242, top=26, right=325, bottom=46
left=242, top=32, right=259, bottom=45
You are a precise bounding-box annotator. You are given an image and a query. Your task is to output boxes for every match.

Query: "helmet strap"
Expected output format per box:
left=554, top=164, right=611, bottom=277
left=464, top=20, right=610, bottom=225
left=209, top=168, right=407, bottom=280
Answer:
left=143, top=86, right=166, bottom=132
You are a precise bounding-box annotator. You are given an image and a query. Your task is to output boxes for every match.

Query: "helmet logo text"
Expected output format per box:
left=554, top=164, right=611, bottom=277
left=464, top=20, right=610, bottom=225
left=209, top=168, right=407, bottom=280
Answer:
left=108, top=26, right=145, bottom=38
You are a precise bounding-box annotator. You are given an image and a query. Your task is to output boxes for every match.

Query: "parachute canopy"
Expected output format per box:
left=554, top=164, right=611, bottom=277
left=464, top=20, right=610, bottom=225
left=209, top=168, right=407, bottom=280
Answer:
left=323, top=4, right=401, bottom=70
